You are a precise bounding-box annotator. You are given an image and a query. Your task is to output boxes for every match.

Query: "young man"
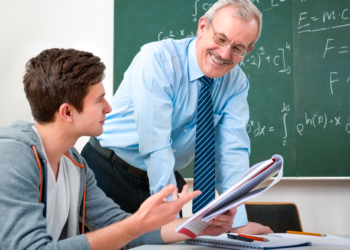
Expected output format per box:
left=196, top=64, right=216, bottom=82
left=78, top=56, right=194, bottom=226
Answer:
left=0, top=48, right=236, bottom=249
left=82, top=0, right=272, bottom=234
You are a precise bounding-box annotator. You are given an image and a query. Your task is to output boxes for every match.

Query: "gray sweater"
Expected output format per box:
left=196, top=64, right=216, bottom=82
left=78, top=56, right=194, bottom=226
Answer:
left=0, top=120, right=163, bottom=250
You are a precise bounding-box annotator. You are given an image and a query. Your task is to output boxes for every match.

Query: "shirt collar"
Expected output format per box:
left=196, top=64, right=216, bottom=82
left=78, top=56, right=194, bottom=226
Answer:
left=188, top=38, right=205, bottom=82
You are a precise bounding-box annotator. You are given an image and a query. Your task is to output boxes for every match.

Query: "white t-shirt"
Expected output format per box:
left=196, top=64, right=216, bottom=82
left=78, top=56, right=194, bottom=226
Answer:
left=32, top=126, right=70, bottom=241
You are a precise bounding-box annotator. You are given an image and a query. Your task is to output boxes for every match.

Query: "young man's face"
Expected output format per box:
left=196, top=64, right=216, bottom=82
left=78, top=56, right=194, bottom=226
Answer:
left=73, top=82, right=111, bottom=137
left=196, top=5, right=258, bottom=79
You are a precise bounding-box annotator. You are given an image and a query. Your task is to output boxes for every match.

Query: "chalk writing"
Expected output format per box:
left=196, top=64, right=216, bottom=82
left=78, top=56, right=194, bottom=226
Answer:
left=271, top=0, right=287, bottom=7
left=323, top=38, right=349, bottom=57
left=281, top=102, right=290, bottom=146
left=251, top=0, right=287, bottom=7
left=192, top=0, right=214, bottom=22
left=240, top=43, right=291, bottom=75
left=158, top=30, right=196, bottom=41
left=246, top=103, right=292, bottom=146
left=346, top=119, right=350, bottom=133
left=298, top=8, right=350, bottom=34
left=296, top=112, right=350, bottom=136
left=192, top=0, right=200, bottom=22
left=329, top=72, right=350, bottom=95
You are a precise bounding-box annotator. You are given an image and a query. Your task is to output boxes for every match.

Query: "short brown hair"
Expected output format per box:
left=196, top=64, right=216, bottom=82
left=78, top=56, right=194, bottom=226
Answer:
left=23, top=48, right=106, bottom=123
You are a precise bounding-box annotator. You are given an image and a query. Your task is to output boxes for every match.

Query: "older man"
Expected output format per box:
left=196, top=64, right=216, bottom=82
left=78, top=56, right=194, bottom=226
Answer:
left=82, top=0, right=272, bottom=234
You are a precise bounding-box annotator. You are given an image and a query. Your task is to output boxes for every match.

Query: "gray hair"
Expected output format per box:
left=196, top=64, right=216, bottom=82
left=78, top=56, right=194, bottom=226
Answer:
left=203, top=0, right=262, bottom=47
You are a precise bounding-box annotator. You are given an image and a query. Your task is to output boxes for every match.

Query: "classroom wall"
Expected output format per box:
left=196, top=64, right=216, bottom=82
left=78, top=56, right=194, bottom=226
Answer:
left=0, top=0, right=349, bottom=236
left=0, top=0, right=114, bottom=150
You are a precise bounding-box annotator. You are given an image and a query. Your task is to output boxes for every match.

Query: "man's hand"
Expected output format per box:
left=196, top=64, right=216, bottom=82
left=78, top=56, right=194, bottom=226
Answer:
left=86, top=184, right=200, bottom=250
left=199, top=207, right=237, bottom=236
left=133, top=184, right=201, bottom=234
left=161, top=206, right=238, bottom=243
left=230, top=221, right=273, bottom=234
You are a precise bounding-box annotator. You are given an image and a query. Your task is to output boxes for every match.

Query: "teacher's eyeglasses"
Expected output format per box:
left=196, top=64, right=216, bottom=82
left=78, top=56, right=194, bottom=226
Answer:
left=211, top=22, right=248, bottom=58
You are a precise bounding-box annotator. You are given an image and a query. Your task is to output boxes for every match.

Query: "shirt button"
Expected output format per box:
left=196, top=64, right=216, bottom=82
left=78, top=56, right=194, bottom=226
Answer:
left=184, top=129, right=187, bottom=132
left=173, top=149, right=176, bottom=153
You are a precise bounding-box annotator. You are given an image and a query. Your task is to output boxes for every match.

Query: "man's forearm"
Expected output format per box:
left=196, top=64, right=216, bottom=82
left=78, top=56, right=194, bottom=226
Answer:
left=144, top=148, right=176, bottom=195
left=85, top=215, right=145, bottom=250
left=160, top=218, right=190, bottom=243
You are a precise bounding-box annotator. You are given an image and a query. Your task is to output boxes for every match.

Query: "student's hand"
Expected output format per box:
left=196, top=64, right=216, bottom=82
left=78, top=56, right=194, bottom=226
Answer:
left=133, top=184, right=201, bottom=235
left=199, top=207, right=237, bottom=236
left=86, top=185, right=199, bottom=250
left=229, top=221, right=273, bottom=234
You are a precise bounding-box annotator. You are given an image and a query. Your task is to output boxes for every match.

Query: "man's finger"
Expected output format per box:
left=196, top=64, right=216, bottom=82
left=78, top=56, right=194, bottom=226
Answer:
left=175, top=190, right=201, bottom=207
left=209, top=219, right=232, bottom=232
left=212, top=214, right=234, bottom=223
left=172, top=187, right=179, bottom=201
left=229, top=207, right=237, bottom=215
left=180, top=184, right=189, bottom=196
left=152, top=184, right=176, bottom=203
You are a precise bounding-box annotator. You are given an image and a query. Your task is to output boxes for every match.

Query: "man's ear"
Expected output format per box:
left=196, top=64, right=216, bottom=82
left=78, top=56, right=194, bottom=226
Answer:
left=197, top=17, right=208, bottom=38
left=58, top=103, right=74, bottom=123
left=247, top=45, right=254, bottom=54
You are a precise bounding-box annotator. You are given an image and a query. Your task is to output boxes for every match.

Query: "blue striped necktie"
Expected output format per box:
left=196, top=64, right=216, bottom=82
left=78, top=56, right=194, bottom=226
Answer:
left=192, top=75, right=215, bottom=214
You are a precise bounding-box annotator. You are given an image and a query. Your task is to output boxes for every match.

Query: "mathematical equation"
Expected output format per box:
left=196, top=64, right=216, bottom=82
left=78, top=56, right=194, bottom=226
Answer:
left=251, top=0, right=288, bottom=8
left=158, top=30, right=196, bottom=41
left=298, top=7, right=350, bottom=34
left=247, top=103, right=350, bottom=146
left=192, top=0, right=213, bottom=22
left=323, top=38, right=349, bottom=57
left=246, top=103, right=291, bottom=146
left=321, top=38, right=350, bottom=95
left=157, top=0, right=211, bottom=40
left=296, top=112, right=350, bottom=135
left=239, top=43, right=292, bottom=75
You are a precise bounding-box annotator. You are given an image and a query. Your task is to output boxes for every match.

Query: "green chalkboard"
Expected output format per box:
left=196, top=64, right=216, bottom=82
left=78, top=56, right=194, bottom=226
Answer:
left=114, top=0, right=350, bottom=178
left=293, top=0, right=350, bottom=176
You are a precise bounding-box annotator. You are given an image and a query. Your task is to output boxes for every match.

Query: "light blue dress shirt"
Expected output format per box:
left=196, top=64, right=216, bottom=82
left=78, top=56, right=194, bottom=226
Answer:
left=98, top=38, right=251, bottom=228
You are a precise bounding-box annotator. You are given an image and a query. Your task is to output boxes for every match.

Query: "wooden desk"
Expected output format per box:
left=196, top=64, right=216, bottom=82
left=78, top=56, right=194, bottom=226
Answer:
left=132, top=236, right=350, bottom=250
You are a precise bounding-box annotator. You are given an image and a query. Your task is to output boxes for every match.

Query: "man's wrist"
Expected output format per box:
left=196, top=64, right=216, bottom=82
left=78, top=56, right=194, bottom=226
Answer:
left=127, top=213, right=150, bottom=237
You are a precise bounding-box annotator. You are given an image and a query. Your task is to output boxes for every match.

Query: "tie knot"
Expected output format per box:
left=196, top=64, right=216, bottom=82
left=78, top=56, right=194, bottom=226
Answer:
left=200, top=76, right=214, bottom=88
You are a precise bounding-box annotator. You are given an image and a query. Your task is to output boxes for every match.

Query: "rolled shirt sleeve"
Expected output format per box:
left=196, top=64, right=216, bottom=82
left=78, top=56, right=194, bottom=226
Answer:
left=128, top=50, right=177, bottom=195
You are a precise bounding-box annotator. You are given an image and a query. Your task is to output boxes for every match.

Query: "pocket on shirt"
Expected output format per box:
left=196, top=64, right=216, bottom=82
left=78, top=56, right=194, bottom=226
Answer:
left=213, top=114, right=222, bottom=127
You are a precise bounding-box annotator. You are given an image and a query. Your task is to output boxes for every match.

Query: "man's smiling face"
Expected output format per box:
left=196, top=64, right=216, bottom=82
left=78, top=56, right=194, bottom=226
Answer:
left=195, top=5, right=258, bottom=79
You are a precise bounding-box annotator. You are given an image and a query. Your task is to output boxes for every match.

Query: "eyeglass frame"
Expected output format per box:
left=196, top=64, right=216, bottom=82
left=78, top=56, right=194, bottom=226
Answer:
left=210, top=21, right=249, bottom=58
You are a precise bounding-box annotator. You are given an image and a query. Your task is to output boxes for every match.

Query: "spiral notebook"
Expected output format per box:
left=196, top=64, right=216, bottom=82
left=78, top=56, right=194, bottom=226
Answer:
left=270, top=233, right=350, bottom=247
left=185, top=234, right=311, bottom=250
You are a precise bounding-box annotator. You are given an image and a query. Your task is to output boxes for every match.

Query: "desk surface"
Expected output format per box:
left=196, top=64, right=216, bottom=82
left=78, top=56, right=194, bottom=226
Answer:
left=132, top=236, right=350, bottom=250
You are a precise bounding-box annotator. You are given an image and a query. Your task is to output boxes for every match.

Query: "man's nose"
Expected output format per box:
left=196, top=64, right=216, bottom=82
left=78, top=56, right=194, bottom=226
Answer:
left=219, top=45, right=232, bottom=60
left=103, top=99, right=112, bottom=114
